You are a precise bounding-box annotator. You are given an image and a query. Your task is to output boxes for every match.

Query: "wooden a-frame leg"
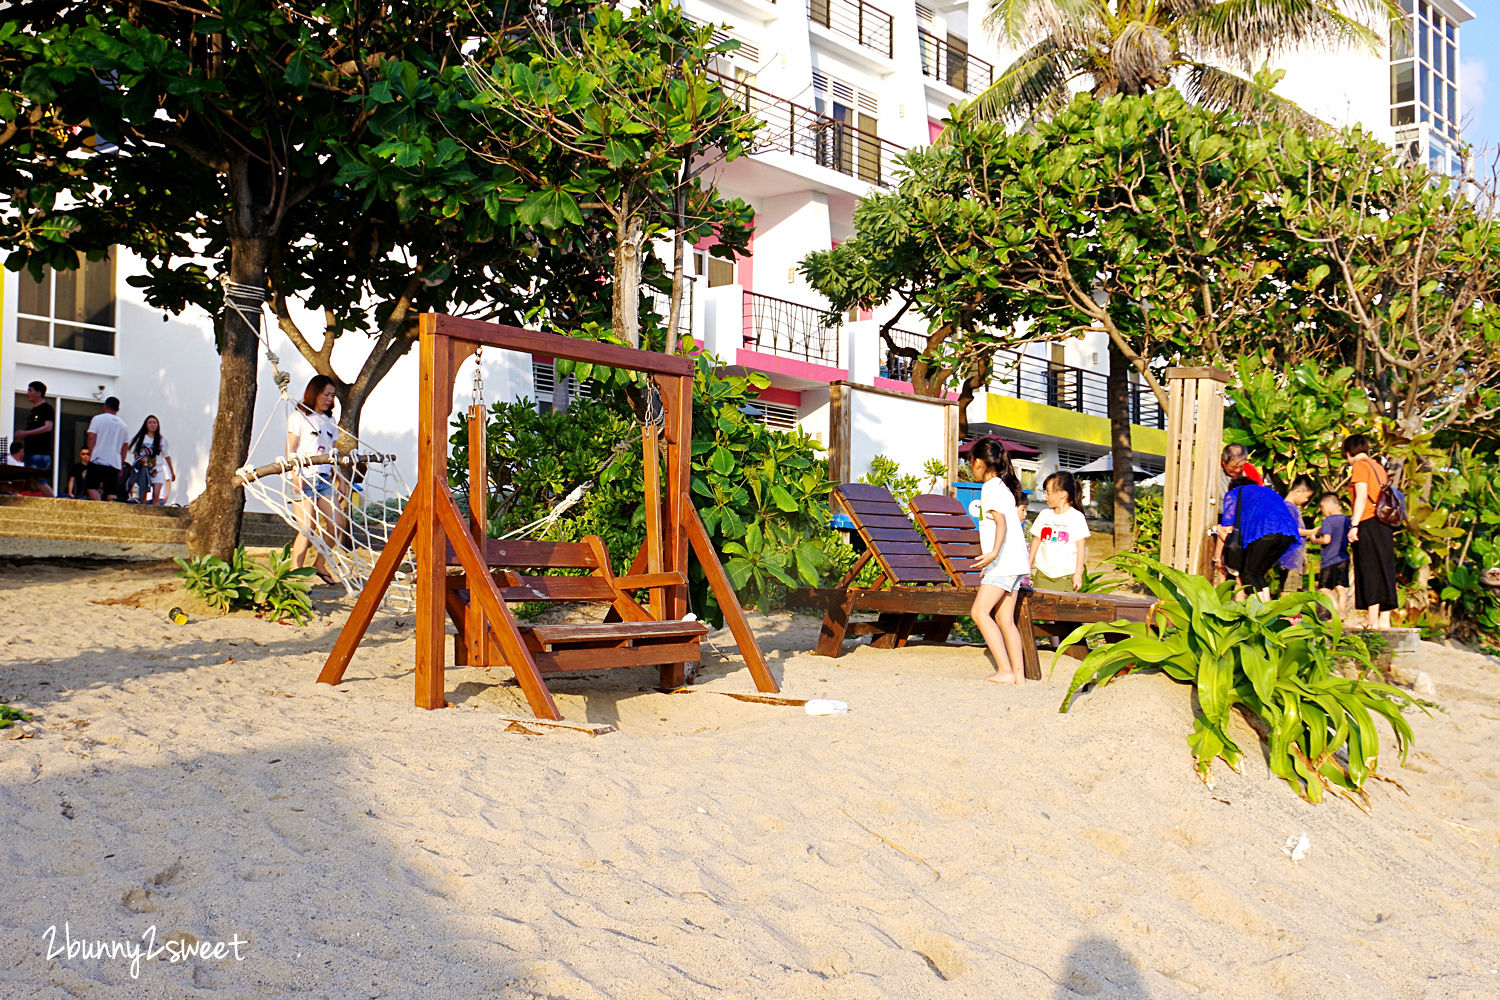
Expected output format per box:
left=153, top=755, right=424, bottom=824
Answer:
left=446, top=586, right=468, bottom=665
left=436, top=491, right=561, bottom=720
left=869, top=612, right=905, bottom=649
left=685, top=506, right=779, bottom=692
left=318, top=502, right=419, bottom=686
left=1017, top=591, right=1042, bottom=681
left=814, top=590, right=857, bottom=658
left=918, top=616, right=956, bottom=643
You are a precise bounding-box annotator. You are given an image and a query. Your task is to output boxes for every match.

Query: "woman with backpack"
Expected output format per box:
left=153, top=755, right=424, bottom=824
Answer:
left=1344, top=433, right=1398, bottom=629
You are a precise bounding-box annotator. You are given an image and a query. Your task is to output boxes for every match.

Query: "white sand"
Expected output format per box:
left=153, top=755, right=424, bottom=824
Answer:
left=2, top=559, right=1499, bottom=999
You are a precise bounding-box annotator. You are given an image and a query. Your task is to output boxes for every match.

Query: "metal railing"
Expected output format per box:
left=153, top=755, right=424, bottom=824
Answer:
left=879, top=327, right=926, bottom=382
left=809, top=0, right=893, bottom=58
left=743, top=291, right=841, bottom=365
left=644, top=280, right=694, bottom=344
left=711, top=72, right=906, bottom=188
left=988, top=349, right=1165, bottom=429
left=917, top=29, right=994, bottom=96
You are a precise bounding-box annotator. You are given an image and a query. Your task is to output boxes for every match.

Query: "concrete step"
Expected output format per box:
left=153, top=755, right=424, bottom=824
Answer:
left=0, top=497, right=298, bottom=559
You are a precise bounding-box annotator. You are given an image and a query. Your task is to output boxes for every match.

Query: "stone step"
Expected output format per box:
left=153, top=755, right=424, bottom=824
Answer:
left=0, top=496, right=298, bottom=559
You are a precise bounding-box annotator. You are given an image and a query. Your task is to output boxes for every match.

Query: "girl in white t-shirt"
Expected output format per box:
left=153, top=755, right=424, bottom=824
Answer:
left=1028, top=471, right=1091, bottom=592
left=286, top=376, right=342, bottom=584
left=968, top=437, right=1031, bottom=685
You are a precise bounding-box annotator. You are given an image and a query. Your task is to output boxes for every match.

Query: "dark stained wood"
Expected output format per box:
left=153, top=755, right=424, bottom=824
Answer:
left=854, top=539, right=930, bottom=555
left=533, top=642, right=705, bottom=673
left=888, top=567, right=951, bottom=584
left=1017, top=592, right=1042, bottom=680
left=497, top=577, right=620, bottom=603
left=914, top=513, right=977, bottom=531
left=883, top=553, right=950, bottom=568
left=840, top=498, right=911, bottom=517
left=848, top=513, right=923, bottom=530
left=414, top=321, right=451, bottom=710
left=910, top=494, right=965, bottom=513
left=814, top=588, right=858, bottom=657
left=474, top=539, right=598, bottom=569
left=529, top=620, right=710, bottom=647
left=836, top=482, right=900, bottom=501
left=615, top=571, right=689, bottom=590
left=860, top=525, right=933, bottom=543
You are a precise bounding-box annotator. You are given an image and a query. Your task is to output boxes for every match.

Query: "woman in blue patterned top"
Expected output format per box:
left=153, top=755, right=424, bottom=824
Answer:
left=1211, top=477, right=1302, bottom=601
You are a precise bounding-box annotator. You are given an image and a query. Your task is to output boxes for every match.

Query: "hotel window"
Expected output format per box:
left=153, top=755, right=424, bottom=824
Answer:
left=16, top=248, right=117, bottom=356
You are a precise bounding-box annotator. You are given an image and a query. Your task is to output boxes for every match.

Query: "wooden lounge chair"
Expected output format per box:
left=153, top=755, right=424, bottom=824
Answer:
left=908, top=493, right=1158, bottom=678
left=812, top=483, right=975, bottom=656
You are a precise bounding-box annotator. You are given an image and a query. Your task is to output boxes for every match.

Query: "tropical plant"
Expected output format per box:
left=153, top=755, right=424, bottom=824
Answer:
left=1224, top=357, right=1371, bottom=490
left=1131, top=486, right=1163, bottom=555
left=175, top=546, right=315, bottom=624
left=1055, top=553, right=1421, bottom=805
left=860, top=455, right=923, bottom=507
left=978, top=0, right=1401, bottom=126
left=0, top=704, right=33, bottom=730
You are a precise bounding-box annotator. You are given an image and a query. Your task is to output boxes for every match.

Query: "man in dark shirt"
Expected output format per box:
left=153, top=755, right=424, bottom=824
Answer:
left=64, top=447, right=92, bottom=498
left=16, top=381, right=55, bottom=471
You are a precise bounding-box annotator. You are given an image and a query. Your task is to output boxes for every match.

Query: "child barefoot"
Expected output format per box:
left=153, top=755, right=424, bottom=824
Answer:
left=1028, top=471, right=1090, bottom=592
left=967, top=438, right=1031, bottom=684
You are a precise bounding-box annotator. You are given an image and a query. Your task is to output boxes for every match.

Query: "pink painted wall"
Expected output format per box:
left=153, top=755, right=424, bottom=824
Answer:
left=928, top=119, right=945, bottom=143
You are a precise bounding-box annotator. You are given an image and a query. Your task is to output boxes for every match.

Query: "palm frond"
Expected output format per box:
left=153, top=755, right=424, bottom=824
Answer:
left=985, top=0, right=1108, bottom=48
left=965, top=35, right=1081, bottom=125
left=1180, top=0, right=1402, bottom=67
left=1181, top=62, right=1325, bottom=130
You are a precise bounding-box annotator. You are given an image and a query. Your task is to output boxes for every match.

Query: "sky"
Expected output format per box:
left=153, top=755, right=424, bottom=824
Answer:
left=1460, top=4, right=1498, bottom=171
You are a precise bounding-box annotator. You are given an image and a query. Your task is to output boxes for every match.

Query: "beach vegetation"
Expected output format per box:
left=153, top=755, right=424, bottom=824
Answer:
left=174, top=546, right=316, bottom=625
left=859, top=455, right=923, bottom=508
left=1056, top=553, right=1421, bottom=805
left=0, top=704, right=32, bottom=730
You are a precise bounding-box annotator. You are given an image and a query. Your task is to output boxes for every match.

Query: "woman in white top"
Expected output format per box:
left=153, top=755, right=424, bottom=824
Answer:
left=968, top=438, right=1032, bottom=684
left=286, top=376, right=342, bottom=584
left=127, top=415, right=177, bottom=505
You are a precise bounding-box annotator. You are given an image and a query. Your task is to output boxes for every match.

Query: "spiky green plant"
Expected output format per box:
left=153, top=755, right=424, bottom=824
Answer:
left=1054, top=553, right=1422, bottom=805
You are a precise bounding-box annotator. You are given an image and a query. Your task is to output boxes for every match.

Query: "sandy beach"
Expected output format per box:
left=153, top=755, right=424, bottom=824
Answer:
left=3, top=558, right=1499, bottom=999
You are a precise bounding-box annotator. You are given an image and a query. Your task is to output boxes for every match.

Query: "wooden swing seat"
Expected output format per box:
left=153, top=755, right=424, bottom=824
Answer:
left=444, top=536, right=708, bottom=677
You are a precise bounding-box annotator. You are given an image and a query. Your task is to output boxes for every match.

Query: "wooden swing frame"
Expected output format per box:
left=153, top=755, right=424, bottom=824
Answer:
left=317, top=313, right=778, bottom=719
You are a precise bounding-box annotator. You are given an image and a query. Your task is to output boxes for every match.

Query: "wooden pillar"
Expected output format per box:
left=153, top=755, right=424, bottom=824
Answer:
left=829, top=382, right=851, bottom=484
left=659, top=372, right=693, bottom=689
left=414, top=320, right=453, bottom=709
left=1159, top=366, right=1230, bottom=575
left=943, top=400, right=960, bottom=496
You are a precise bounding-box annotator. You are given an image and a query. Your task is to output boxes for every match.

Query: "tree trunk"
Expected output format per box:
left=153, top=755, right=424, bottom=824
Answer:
left=1108, top=339, right=1134, bottom=552
left=187, top=234, right=268, bottom=558
left=612, top=213, right=644, bottom=349
left=665, top=178, right=688, bottom=356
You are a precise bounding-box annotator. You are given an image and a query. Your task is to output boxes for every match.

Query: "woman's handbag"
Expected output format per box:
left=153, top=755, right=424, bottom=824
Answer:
left=1367, top=459, right=1407, bottom=530
left=1222, top=487, right=1246, bottom=572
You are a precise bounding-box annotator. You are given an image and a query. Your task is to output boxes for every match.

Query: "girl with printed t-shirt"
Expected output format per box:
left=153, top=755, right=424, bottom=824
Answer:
left=1029, top=471, right=1090, bottom=591
left=967, top=438, right=1032, bottom=685
left=286, top=376, right=342, bottom=585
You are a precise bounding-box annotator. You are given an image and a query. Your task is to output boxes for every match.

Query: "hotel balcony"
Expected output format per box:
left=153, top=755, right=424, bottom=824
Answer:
left=917, top=29, right=995, bottom=98
left=808, top=0, right=894, bottom=60
left=712, top=72, right=906, bottom=198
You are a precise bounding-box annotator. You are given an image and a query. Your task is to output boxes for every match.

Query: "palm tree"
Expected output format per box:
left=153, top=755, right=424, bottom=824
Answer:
left=977, top=0, right=1403, bottom=125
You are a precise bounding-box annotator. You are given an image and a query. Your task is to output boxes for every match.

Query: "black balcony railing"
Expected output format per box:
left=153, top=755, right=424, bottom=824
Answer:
left=989, top=349, right=1165, bottom=430
left=744, top=291, right=841, bottom=365
left=809, top=0, right=893, bottom=58
left=644, top=280, right=693, bottom=343
left=879, top=328, right=926, bottom=382
left=917, top=29, right=995, bottom=96
left=712, top=72, right=905, bottom=188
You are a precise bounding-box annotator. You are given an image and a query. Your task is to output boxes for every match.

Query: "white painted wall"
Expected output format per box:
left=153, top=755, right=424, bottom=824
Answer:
left=845, top=385, right=951, bottom=484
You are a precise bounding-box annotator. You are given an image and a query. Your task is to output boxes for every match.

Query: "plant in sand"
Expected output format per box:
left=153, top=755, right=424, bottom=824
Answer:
left=0, top=704, right=32, bottom=730
left=1055, top=553, right=1421, bottom=805
left=175, top=546, right=315, bottom=624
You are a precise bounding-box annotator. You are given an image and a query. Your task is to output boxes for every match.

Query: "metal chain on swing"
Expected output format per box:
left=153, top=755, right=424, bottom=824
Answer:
left=642, top=373, right=664, bottom=429
left=471, top=345, right=485, bottom=412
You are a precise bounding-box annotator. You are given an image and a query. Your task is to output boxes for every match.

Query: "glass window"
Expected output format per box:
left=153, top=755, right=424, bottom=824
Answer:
left=1420, top=67, right=1429, bottom=105
left=1447, top=84, right=1456, bottom=124
left=1391, top=61, right=1414, bottom=105
left=1393, top=19, right=1412, bottom=59
left=1393, top=104, right=1415, bottom=126
left=11, top=247, right=116, bottom=355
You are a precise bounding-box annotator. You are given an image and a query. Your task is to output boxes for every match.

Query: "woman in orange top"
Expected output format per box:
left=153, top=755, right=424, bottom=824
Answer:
left=1344, top=433, right=1396, bottom=629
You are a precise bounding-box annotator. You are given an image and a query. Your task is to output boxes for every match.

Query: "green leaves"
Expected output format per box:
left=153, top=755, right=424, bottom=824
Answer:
left=516, top=188, right=584, bottom=229
left=1055, top=553, right=1424, bottom=804
left=174, top=545, right=314, bottom=624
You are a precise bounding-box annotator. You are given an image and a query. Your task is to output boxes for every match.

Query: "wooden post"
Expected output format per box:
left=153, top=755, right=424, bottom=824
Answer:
left=829, top=382, right=850, bottom=483
left=659, top=372, right=693, bottom=689
left=943, top=402, right=960, bottom=495
left=1159, top=367, right=1230, bottom=575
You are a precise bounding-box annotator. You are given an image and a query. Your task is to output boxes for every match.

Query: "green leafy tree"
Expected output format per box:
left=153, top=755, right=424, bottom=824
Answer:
left=978, top=0, right=1401, bottom=125
left=465, top=0, right=756, bottom=351
left=0, top=0, right=560, bottom=557
left=1224, top=357, right=1371, bottom=489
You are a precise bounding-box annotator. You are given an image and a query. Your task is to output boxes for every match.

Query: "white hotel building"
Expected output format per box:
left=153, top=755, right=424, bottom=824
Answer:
left=0, top=0, right=1475, bottom=510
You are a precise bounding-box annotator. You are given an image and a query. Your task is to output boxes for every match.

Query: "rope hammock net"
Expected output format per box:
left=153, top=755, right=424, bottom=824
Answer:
left=222, top=281, right=632, bottom=617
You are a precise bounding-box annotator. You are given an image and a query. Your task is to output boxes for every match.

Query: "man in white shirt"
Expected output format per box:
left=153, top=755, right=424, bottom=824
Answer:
left=85, top=396, right=130, bottom=500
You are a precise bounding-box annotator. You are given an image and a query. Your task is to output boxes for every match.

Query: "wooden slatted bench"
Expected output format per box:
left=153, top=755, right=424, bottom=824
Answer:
left=445, top=537, right=709, bottom=682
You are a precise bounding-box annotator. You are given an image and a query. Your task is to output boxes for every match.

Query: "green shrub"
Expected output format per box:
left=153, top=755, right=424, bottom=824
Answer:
left=860, top=454, right=922, bottom=506
left=0, top=704, right=32, bottom=730
left=175, top=546, right=316, bottom=625
left=448, top=351, right=835, bottom=620
left=1055, top=553, right=1421, bottom=805
left=1131, top=487, right=1162, bottom=555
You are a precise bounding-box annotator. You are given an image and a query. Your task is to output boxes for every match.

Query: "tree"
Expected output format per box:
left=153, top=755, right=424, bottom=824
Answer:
left=0, top=1, right=531, bottom=557
left=465, top=0, right=755, bottom=352
left=979, top=0, right=1401, bottom=124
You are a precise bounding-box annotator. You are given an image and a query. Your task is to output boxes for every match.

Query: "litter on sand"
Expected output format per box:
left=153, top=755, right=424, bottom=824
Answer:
left=1283, top=832, right=1311, bottom=863
left=805, top=699, right=849, bottom=716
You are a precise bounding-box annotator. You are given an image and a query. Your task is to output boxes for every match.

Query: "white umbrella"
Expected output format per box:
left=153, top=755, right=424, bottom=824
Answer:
left=1068, top=453, right=1155, bottom=481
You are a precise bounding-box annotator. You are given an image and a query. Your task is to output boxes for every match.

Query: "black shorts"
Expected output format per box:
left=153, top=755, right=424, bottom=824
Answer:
left=1317, top=560, right=1349, bottom=590
left=83, top=462, right=122, bottom=495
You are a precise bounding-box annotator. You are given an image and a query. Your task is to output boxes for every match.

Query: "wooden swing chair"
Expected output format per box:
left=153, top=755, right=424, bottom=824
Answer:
left=317, top=313, right=779, bottom=720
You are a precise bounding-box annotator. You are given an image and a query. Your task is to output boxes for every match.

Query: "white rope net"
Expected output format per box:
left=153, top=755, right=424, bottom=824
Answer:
left=235, top=449, right=416, bottom=614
